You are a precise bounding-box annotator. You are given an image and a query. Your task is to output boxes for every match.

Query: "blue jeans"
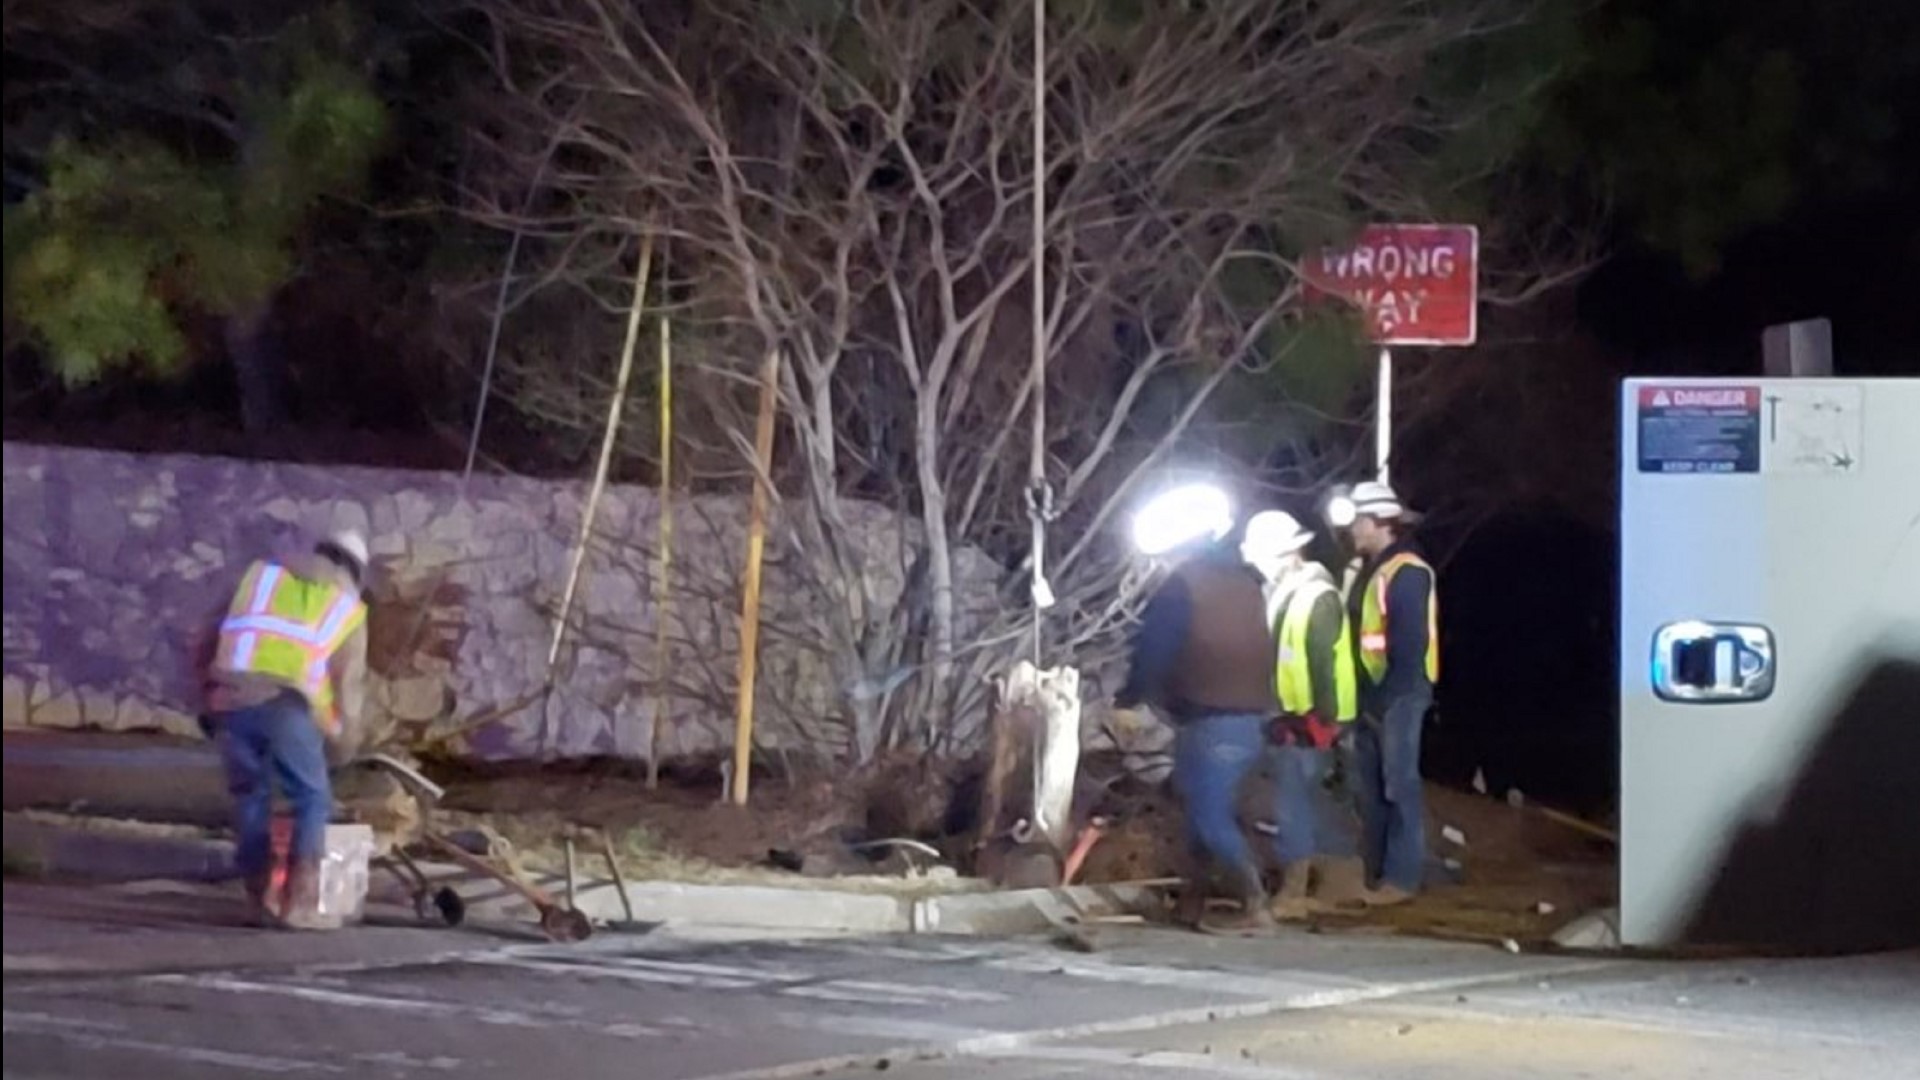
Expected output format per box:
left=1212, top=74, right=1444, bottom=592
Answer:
left=1273, top=745, right=1358, bottom=865
left=1354, top=690, right=1432, bottom=892
left=216, top=691, right=332, bottom=880
left=1171, top=713, right=1267, bottom=881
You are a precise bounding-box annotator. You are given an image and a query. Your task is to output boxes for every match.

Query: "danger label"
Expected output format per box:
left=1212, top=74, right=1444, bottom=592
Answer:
left=1644, top=387, right=1755, bottom=409
left=1637, top=384, right=1761, bottom=474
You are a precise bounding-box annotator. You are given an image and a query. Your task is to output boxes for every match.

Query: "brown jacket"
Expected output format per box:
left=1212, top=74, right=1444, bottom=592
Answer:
left=1116, top=548, right=1278, bottom=720
left=191, top=553, right=369, bottom=745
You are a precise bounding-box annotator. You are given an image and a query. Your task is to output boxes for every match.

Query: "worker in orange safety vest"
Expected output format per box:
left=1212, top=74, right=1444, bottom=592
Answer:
left=1342, top=482, right=1439, bottom=907
left=193, top=531, right=371, bottom=929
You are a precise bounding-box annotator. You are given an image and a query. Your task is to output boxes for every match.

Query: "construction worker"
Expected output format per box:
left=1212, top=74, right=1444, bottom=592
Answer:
left=1114, top=483, right=1280, bottom=935
left=1342, top=481, right=1439, bottom=906
left=1239, top=511, right=1364, bottom=920
left=194, top=531, right=371, bottom=929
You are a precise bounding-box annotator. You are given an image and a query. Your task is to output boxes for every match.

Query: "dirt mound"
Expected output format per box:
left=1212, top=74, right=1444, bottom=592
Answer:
left=1069, top=770, right=1616, bottom=945
left=433, top=760, right=855, bottom=869
left=425, top=754, right=1613, bottom=945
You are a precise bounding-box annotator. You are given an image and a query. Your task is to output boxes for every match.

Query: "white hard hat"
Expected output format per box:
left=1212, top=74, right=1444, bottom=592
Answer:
left=1348, top=481, right=1406, bottom=520
left=1240, top=510, right=1314, bottom=561
left=324, top=529, right=371, bottom=572
left=1131, top=482, right=1232, bottom=557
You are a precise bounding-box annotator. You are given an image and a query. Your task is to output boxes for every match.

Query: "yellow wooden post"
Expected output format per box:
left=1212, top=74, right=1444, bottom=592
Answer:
left=647, top=313, right=675, bottom=789
left=730, top=348, right=780, bottom=806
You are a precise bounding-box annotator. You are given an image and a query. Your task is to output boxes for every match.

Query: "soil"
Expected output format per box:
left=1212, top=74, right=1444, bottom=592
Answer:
left=430, top=758, right=859, bottom=868
left=421, top=755, right=1615, bottom=944
left=416, top=756, right=993, bottom=896
left=1344, top=785, right=1617, bottom=946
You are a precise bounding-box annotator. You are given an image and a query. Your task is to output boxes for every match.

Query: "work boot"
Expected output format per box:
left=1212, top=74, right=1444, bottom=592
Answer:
left=1172, top=853, right=1210, bottom=928
left=279, top=858, right=341, bottom=931
left=1307, top=856, right=1370, bottom=914
left=1199, top=866, right=1274, bottom=937
left=1174, top=883, right=1209, bottom=928
left=242, top=871, right=282, bottom=929
left=1362, top=883, right=1417, bottom=908
left=1269, top=861, right=1314, bottom=922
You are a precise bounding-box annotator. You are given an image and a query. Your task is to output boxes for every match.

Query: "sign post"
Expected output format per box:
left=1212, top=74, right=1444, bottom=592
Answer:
left=1302, top=224, right=1480, bottom=482
left=1378, top=351, right=1394, bottom=484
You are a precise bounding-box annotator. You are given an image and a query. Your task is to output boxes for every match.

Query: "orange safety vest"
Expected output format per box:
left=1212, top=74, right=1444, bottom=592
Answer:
left=210, top=560, right=366, bottom=732
left=1357, top=552, right=1439, bottom=685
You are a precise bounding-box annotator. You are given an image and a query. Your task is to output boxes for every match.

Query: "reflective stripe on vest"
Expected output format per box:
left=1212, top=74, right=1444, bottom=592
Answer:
left=211, top=561, right=366, bottom=731
left=1274, top=579, right=1358, bottom=722
left=1357, top=552, right=1439, bottom=685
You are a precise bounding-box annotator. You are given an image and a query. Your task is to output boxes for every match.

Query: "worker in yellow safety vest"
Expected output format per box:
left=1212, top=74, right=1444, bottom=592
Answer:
left=1240, top=511, right=1365, bottom=920
left=193, top=531, right=371, bottom=929
left=1341, top=482, right=1439, bottom=907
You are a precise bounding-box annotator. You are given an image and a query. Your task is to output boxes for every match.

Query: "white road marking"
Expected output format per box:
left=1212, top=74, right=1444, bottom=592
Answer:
left=4, top=1010, right=340, bottom=1074
left=829, top=942, right=1010, bottom=964
left=465, top=954, right=760, bottom=989
left=948, top=962, right=1622, bottom=1056
left=685, top=961, right=1624, bottom=1080
left=0, top=1011, right=124, bottom=1034
left=465, top=951, right=1009, bottom=1008
left=145, top=973, right=674, bottom=1038
left=787, top=979, right=1007, bottom=1005
left=985, top=951, right=1353, bottom=999
left=510, top=951, right=807, bottom=980
left=353, top=1050, right=463, bottom=1071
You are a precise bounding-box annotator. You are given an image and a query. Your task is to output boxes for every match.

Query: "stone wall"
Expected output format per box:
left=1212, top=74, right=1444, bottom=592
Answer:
left=1, top=442, right=1002, bottom=761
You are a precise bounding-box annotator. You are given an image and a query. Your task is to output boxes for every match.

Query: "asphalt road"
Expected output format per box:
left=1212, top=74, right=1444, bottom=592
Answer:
left=4, top=882, right=1916, bottom=1080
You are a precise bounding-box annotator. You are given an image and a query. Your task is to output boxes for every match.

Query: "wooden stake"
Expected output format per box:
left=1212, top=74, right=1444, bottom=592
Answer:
left=601, top=830, right=636, bottom=924
left=729, top=348, right=780, bottom=806
left=648, top=313, right=675, bottom=789
left=547, top=234, right=655, bottom=673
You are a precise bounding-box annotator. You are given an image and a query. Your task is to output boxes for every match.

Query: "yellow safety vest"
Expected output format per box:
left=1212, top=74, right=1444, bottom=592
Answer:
left=1274, top=579, right=1358, bottom=722
left=210, top=560, right=366, bottom=732
left=1358, top=552, right=1439, bottom=685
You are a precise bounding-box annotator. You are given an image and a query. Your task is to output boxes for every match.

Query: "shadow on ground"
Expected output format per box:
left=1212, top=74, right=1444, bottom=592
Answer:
left=1683, top=654, right=1920, bottom=953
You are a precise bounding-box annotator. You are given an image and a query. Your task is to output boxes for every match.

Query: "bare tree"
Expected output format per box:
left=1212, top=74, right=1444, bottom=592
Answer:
left=458, top=0, right=1583, bottom=764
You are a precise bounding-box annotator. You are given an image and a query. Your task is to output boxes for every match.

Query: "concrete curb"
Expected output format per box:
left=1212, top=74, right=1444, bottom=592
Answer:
left=385, top=864, right=1168, bottom=937
left=8, top=815, right=1169, bottom=938
left=913, top=882, right=1164, bottom=935
left=3, top=818, right=234, bottom=883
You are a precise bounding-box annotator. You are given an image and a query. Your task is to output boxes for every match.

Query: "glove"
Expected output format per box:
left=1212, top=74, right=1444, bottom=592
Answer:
left=1270, top=712, right=1339, bottom=749
left=1298, top=712, right=1340, bottom=749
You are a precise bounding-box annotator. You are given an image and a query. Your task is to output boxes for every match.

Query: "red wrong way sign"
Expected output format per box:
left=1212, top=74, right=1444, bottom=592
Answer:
left=1302, top=224, right=1480, bottom=346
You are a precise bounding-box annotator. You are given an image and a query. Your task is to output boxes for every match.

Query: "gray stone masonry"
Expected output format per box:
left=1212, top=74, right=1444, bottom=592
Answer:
left=2, top=442, right=1002, bottom=761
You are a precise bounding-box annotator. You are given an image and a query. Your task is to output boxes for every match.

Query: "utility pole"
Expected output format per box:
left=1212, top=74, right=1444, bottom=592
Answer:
left=1027, top=0, right=1054, bottom=660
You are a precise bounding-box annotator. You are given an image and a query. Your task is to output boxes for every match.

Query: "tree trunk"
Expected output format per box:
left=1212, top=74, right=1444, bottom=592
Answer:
left=914, top=464, right=957, bottom=746
left=225, top=298, right=287, bottom=440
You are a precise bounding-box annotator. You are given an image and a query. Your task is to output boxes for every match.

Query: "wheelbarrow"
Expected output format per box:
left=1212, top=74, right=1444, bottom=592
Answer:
left=355, top=754, right=593, bottom=943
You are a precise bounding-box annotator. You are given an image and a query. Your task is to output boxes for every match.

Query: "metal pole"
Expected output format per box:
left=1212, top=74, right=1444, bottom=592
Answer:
left=1376, top=346, right=1393, bottom=484
left=548, top=235, right=655, bottom=673
left=730, top=348, right=780, bottom=806
left=1027, top=0, right=1049, bottom=663
left=647, top=313, right=674, bottom=789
